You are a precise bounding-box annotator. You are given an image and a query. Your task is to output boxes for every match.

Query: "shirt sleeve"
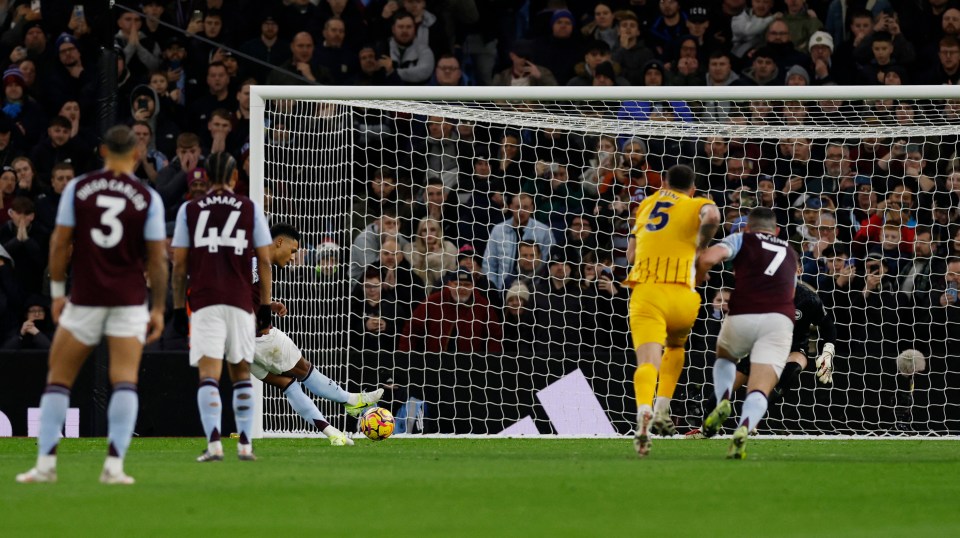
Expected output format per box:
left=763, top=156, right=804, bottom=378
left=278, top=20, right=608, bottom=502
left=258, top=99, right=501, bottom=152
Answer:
left=54, top=179, right=79, bottom=227
left=718, top=233, right=744, bottom=260
left=143, top=188, right=166, bottom=241
left=252, top=202, right=272, bottom=248
left=170, top=203, right=190, bottom=248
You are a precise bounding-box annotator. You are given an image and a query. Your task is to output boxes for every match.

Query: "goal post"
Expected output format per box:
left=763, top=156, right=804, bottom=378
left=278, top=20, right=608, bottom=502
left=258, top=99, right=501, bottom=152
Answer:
left=250, top=84, right=960, bottom=438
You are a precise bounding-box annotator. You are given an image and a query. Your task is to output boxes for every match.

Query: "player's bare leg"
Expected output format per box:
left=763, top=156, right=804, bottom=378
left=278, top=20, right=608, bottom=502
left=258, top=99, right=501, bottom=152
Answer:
left=97, top=336, right=144, bottom=485
left=227, top=361, right=256, bottom=460
left=284, top=357, right=382, bottom=416
left=196, top=357, right=226, bottom=462
left=262, top=372, right=353, bottom=446
left=633, top=342, right=663, bottom=457
left=728, top=364, right=780, bottom=460
left=17, top=328, right=94, bottom=483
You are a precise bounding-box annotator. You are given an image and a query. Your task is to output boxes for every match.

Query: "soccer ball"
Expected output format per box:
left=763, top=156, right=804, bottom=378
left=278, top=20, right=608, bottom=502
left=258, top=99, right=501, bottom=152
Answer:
left=359, top=407, right=395, bottom=441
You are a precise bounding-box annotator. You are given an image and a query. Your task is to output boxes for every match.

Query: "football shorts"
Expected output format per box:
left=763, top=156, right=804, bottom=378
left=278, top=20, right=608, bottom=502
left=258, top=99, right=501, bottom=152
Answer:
left=628, top=284, right=701, bottom=349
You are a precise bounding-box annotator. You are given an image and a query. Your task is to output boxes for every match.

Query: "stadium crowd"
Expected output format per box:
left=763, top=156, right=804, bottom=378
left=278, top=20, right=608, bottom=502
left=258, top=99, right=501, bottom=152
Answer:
left=0, top=0, right=958, bottom=429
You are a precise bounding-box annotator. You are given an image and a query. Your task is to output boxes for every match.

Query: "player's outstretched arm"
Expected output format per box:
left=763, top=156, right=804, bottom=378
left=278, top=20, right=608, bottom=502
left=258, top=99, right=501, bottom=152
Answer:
left=171, top=247, right=189, bottom=310
left=145, top=240, right=169, bottom=344
left=695, top=244, right=730, bottom=285
left=48, top=225, right=74, bottom=324
left=697, top=204, right=721, bottom=251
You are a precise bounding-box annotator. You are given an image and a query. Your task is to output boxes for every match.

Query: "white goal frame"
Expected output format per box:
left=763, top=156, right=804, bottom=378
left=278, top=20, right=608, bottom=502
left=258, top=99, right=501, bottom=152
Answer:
left=249, top=84, right=960, bottom=439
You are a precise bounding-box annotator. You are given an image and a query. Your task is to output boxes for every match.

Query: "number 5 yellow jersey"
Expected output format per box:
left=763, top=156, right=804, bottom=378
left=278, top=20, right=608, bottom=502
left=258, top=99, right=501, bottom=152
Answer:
left=624, top=189, right=715, bottom=290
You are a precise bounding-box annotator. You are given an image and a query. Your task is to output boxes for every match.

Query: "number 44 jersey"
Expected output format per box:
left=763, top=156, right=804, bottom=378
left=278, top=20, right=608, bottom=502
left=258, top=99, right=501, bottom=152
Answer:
left=56, top=170, right=166, bottom=307
left=624, top=188, right=715, bottom=290
left=172, top=187, right=272, bottom=313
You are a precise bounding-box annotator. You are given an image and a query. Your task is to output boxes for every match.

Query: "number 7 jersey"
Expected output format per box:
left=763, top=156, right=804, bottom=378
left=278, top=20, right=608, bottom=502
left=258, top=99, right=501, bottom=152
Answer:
left=624, top=188, right=715, bottom=290
left=171, top=188, right=272, bottom=313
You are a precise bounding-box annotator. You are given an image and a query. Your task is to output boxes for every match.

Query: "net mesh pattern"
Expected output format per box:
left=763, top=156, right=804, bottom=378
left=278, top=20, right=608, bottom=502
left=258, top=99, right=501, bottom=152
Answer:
left=258, top=95, right=960, bottom=436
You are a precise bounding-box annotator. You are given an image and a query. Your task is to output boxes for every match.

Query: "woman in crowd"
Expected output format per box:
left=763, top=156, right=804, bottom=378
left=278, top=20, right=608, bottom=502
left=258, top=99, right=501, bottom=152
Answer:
left=408, top=217, right=458, bottom=296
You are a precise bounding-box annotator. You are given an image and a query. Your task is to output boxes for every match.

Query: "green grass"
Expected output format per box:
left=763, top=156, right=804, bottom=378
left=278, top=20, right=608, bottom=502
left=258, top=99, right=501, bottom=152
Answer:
left=1, top=438, right=959, bottom=537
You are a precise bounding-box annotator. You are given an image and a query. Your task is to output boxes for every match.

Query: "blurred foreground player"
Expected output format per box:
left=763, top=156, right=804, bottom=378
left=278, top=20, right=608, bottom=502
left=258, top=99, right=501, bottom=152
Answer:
left=696, top=207, right=798, bottom=459
left=251, top=223, right=383, bottom=446
left=17, top=126, right=168, bottom=484
left=172, top=152, right=273, bottom=462
left=624, top=164, right=720, bottom=457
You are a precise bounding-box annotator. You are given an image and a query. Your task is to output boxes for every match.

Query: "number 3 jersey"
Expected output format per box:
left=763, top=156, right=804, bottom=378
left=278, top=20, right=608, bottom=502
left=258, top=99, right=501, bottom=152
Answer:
left=624, top=188, right=715, bottom=290
left=172, top=188, right=272, bottom=313
left=55, top=170, right=166, bottom=307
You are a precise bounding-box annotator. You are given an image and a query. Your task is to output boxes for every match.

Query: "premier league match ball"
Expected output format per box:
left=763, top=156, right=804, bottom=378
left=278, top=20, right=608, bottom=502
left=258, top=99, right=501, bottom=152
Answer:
left=359, top=407, right=395, bottom=441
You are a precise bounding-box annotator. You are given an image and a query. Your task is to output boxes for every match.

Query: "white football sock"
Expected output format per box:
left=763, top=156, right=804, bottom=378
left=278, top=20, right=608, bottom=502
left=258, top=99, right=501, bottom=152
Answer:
left=739, top=391, right=769, bottom=432
left=712, top=358, right=737, bottom=405
left=654, top=396, right=671, bottom=415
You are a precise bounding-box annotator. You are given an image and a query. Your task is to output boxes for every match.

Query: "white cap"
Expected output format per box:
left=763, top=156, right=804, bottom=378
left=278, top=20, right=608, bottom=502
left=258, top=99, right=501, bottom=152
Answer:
left=808, top=31, right=834, bottom=53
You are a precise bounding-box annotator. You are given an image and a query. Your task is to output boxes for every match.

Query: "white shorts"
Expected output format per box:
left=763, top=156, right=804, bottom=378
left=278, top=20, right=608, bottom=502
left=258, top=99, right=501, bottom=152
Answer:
left=189, top=305, right=255, bottom=366
left=250, top=328, right=302, bottom=380
left=716, top=313, right=793, bottom=376
left=59, top=303, right=150, bottom=346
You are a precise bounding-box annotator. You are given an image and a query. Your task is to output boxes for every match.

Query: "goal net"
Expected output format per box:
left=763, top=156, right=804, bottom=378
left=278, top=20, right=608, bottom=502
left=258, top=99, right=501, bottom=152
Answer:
left=251, top=86, right=960, bottom=437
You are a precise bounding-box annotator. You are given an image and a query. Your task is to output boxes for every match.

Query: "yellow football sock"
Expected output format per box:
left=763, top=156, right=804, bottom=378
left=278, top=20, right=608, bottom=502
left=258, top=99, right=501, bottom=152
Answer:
left=634, top=363, right=658, bottom=409
left=655, top=347, right=686, bottom=401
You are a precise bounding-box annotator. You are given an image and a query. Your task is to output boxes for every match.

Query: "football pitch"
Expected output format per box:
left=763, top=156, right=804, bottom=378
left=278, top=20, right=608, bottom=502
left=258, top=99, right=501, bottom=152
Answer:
left=1, top=438, right=959, bottom=537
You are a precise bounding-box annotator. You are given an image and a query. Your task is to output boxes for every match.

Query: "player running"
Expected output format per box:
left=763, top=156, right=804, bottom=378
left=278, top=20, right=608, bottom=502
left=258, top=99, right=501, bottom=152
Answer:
left=624, top=164, right=720, bottom=457
left=251, top=223, right=383, bottom=446
left=696, top=207, right=799, bottom=459
left=687, top=275, right=836, bottom=438
left=17, top=126, right=168, bottom=485
left=172, top=152, right=273, bottom=462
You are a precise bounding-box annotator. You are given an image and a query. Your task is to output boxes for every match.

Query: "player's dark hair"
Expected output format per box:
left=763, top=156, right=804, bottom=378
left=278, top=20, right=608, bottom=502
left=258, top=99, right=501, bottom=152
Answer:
left=103, top=125, right=137, bottom=155
left=665, top=164, right=695, bottom=190
left=206, top=152, right=237, bottom=185
left=270, top=222, right=301, bottom=242
left=747, top=207, right=777, bottom=232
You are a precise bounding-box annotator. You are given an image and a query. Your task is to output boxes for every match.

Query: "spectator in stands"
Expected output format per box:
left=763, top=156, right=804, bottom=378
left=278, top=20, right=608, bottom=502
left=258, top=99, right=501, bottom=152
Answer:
left=315, top=17, right=355, bottom=84
left=457, top=243, right=489, bottom=296
left=115, top=9, right=161, bottom=80
left=533, top=251, right=582, bottom=354
left=350, top=267, right=403, bottom=353
left=354, top=167, right=401, bottom=232
left=399, top=267, right=502, bottom=354
left=731, top=0, right=776, bottom=59
left=239, top=15, right=290, bottom=84
left=568, top=39, right=627, bottom=86
left=850, top=251, right=903, bottom=359
left=429, top=54, right=467, bottom=86
left=11, top=156, right=42, bottom=200
left=580, top=135, right=617, bottom=197
left=533, top=9, right=581, bottom=85
left=492, top=40, right=557, bottom=86
left=34, top=162, right=71, bottom=238
left=757, top=19, right=809, bottom=73
left=281, top=0, right=320, bottom=39
left=155, top=132, right=202, bottom=209
left=503, top=241, right=546, bottom=292
left=560, top=214, right=600, bottom=266
left=523, top=162, right=586, bottom=235
left=3, top=66, right=44, bottom=147
left=201, top=108, right=239, bottom=157
left=43, top=34, right=95, bottom=115
left=804, top=31, right=838, bottom=84
left=500, top=282, right=536, bottom=358
left=352, top=45, right=388, bottom=85
left=189, top=62, right=238, bottom=134
left=582, top=256, right=631, bottom=349
left=378, top=11, right=435, bottom=85
left=376, top=235, right=425, bottom=308
left=858, top=31, right=900, bottom=84
left=28, top=116, right=89, bottom=188
left=667, top=37, right=703, bottom=85
left=409, top=217, right=458, bottom=296
left=141, top=0, right=172, bottom=48
left=58, top=100, right=90, bottom=147
left=648, top=0, right=686, bottom=61
left=0, top=167, right=15, bottom=227
left=3, top=294, right=52, bottom=350
left=582, top=3, right=617, bottom=48
left=923, top=36, right=960, bottom=84
left=351, top=209, right=410, bottom=281
left=741, top=46, right=783, bottom=85
left=611, top=10, right=654, bottom=86
left=782, top=0, right=823, bottom=52
left=609, top=137, right=661, bottom=200
left=268, top=32, right=331, bottom=85
left=484, top=192, right=553, bottom=291
left=128, top=84, right=179, bottom=159
left=408, top=178, right=461, bottom=241
left=0, top=196, right=44, bottom=295
left=855, top=11, right=915, bottom=68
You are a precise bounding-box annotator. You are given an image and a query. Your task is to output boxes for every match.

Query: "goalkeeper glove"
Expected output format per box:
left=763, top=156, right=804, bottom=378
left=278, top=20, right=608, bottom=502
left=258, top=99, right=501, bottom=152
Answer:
left=815, top=342, right=835, bottom=385
left=256, top=304, right=272, bottom=333
left=173, top=308, right=189, bottom=336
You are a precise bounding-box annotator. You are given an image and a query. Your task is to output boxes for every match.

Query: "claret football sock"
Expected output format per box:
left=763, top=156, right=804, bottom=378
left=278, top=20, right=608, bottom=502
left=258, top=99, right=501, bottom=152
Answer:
left=37, top=384, right=71, bottom=471
left=197, top=378, right=222, bottom=452
left=301, top=368, right=350, bottom=404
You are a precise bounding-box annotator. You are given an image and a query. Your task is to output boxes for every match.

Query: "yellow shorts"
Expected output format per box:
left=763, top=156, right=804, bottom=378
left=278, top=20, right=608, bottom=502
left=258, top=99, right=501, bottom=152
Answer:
left=629, top=284, right=701, bottom=349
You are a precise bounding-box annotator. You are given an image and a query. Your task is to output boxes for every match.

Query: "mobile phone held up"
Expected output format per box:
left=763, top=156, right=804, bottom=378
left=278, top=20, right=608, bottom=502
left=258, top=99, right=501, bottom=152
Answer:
left=74, top=5, right=84, bottom=20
